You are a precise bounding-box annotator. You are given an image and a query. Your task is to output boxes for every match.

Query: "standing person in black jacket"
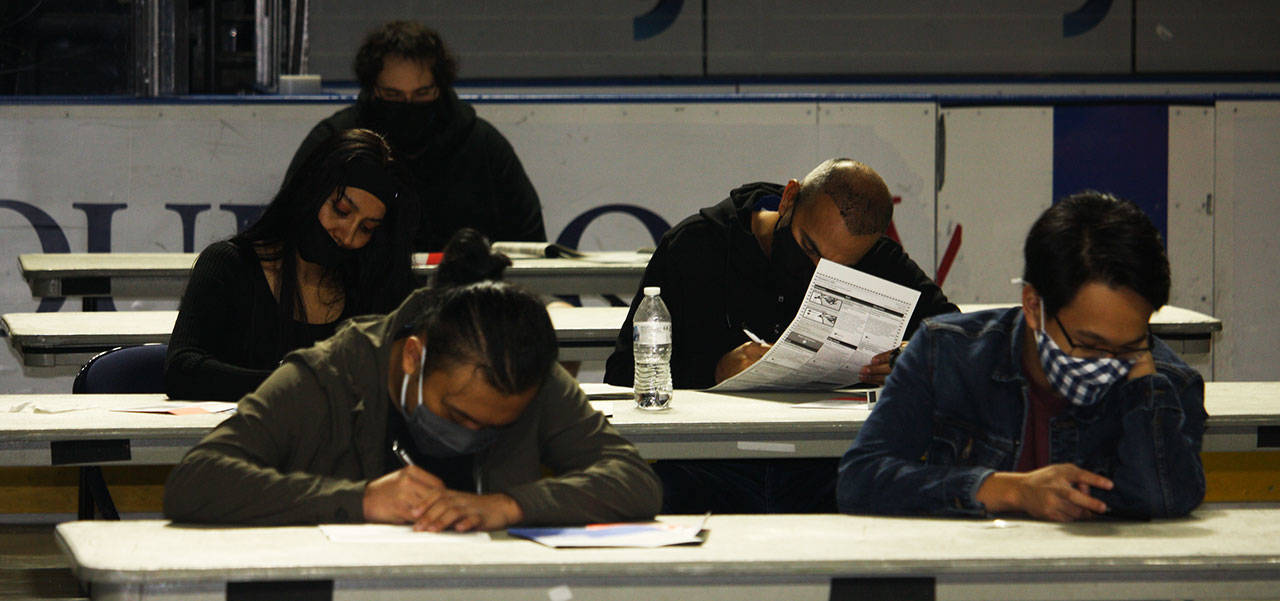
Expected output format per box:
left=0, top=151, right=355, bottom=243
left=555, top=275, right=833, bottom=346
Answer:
left=285, top=20, right=546, bottom=251
left=165, top=129, right=418, bottom=402
left=603, top=158, right=958, bottom=514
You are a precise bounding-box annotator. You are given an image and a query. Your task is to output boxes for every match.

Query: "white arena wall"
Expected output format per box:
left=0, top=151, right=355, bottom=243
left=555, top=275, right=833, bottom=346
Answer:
left=1, top=97, right=1277, bottom=392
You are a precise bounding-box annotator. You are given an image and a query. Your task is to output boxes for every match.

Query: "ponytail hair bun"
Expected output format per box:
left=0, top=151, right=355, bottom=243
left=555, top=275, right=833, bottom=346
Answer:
left=434, top=228, right=512, bottom=288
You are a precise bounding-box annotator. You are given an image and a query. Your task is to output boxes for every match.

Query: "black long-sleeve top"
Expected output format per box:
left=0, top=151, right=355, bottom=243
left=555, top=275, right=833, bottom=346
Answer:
left=164, top=240, right=343, bottom=401
left=603, top=182, right=960, bottom=390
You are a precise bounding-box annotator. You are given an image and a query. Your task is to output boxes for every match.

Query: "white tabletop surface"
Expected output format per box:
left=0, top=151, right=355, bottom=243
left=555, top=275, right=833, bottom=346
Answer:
left=586, top=384, right=869, bottom=432
left=55, top=509, right=1280, bottom=584
left=2, top=383, right=1276, bottom=466
left=0, top=395, right=228, bottom=441
left=18, top=251, right=652, bottom=300
left=20, top=251, right=651, bottom=274
left=1, top=308, right=629, bottom=367
left=4, top=382, right=1272, bottom=436
left=957, top=303, right=1222, bottom=332
left=2, top=307, right=627, bottom=343
left=19, top=252, right=200, bottom=275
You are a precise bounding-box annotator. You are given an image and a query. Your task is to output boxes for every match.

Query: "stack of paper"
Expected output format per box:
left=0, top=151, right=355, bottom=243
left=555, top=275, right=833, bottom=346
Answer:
left=509, top=518, right=707, bottom=548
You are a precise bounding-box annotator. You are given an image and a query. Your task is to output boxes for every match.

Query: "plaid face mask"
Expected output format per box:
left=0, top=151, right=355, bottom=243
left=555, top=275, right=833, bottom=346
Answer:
left=1035, top=299, right=1134, bottom=406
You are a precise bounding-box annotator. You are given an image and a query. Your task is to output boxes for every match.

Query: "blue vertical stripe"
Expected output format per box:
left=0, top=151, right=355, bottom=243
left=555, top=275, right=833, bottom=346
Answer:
left=1053, top=105, right=1168, bottom=242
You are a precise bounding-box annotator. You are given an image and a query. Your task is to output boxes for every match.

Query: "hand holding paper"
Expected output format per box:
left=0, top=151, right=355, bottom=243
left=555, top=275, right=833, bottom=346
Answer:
left=711, top=259, right=920, bottom=391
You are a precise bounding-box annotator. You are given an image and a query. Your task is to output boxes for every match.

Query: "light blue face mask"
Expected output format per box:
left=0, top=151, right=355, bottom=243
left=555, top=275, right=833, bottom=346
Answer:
left=1034, top=298, right=1134, bottom=407
left=399, top=340, right=499, bottom=457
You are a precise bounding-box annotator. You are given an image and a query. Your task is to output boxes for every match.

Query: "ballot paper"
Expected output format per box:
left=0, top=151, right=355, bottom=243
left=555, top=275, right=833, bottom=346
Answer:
left=711, top=259, right=920, bottom=392
left=508, top=517, right=707, bottom=549
left=319, top=524, right=490, bottom=543
left=112, top=402, right=238, bottom=415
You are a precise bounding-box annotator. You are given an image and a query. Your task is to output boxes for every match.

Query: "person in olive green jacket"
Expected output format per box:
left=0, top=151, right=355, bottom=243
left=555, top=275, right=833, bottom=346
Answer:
left=164, top=277, right=662, bottom=531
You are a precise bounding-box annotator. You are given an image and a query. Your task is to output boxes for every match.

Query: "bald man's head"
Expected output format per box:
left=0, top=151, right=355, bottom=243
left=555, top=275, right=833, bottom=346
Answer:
left=796, top=159, right=893, bottom=236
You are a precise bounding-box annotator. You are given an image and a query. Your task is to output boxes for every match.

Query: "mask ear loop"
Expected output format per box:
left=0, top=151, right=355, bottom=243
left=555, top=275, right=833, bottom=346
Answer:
left=417, top=338, right=427, bottom=410
left=398, top=336, right=428, bottom=413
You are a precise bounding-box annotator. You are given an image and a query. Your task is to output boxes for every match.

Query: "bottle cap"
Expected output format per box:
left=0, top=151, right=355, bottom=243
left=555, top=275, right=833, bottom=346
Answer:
left=643, top=286, right=661, bottom=296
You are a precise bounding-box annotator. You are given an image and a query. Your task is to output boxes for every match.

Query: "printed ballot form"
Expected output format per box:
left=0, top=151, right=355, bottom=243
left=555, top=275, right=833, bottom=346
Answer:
left=711, top=259, right=920, bottom=392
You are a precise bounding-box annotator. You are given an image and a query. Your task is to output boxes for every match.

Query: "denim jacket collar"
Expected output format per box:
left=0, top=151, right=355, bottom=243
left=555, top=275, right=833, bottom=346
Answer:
left=992, top=307, right=1029, bottom=386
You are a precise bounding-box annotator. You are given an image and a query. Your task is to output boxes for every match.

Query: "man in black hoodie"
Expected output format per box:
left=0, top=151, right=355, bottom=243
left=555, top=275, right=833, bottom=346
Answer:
left=603, top=158, right=958, bottom=513
left=285, top=21, right=545, bottom=251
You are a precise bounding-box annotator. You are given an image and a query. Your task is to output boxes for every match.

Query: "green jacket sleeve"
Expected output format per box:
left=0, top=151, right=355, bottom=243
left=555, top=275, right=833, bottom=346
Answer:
left=502, top=367, right=663, bottom=525
left=163, top=362, right=367, bottom=524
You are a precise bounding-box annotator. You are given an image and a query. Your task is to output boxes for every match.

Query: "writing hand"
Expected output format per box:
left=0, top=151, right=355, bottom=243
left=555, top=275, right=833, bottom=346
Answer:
left=413, top=490, right=524, bottom=532
left=714, top=341, right=771, bottom=383
left=362, top=466, right=445, bottom=524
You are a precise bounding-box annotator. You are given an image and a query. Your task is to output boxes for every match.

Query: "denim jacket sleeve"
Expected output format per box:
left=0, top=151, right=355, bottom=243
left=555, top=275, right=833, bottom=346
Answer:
left=1091, top=353, right=1207, bottom=519
left=837, top=324, right=995, bottom=517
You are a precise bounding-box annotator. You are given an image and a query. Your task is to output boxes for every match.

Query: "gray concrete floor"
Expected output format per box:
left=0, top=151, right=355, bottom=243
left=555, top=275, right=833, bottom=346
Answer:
left=0, top=524, right=84, bottom=600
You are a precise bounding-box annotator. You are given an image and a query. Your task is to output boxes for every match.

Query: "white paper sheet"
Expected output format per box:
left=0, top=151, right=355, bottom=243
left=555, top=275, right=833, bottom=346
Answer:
left=6, top=402, right=88, bottom=414
left=318, top=524, right=490, bottom=543
left=111, top=402, right=238, bottom=415
left=508, top=515, right=708, bottom=548
left=711, top=259, right=920, bottom=391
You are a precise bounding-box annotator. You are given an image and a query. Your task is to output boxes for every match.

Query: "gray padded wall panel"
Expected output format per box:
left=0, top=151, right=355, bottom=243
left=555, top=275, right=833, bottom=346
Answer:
left=705, top=0, right=1131, bottom=76
left=1137, top=0, right=1280, bottom=72
left=307, top=0, right=703, bottom=81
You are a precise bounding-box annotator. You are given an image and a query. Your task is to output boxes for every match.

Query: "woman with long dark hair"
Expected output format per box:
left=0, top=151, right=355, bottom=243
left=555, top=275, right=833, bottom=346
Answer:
left=165, top=128, right=418, bottom=401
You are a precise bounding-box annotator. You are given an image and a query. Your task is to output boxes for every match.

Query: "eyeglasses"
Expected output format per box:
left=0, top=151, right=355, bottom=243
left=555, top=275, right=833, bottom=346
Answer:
left=1053, top=314, right=1152, bottom=360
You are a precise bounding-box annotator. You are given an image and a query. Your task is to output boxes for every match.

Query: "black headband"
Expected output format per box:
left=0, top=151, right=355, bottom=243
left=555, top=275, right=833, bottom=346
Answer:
left=342, top=158, right=400, bottom=206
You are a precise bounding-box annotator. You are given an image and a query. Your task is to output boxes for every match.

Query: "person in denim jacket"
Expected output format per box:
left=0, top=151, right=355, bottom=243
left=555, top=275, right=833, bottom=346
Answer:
left=838, top=191, right=1207, bottom=521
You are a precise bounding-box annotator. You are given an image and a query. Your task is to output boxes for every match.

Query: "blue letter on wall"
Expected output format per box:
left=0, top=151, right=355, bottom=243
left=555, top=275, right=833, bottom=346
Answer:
left=1, top=200, right=71, bottom=312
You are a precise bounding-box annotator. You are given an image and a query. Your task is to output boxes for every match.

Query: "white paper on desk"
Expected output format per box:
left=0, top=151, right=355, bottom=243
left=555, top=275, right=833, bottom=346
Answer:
left=792, top=399, right=873, bottom=410
left=711, top=259, right=920, bottom=392
left=319, top=524, right=490, bottom=543
left=6, top=402, right=90, bottom=414
left=508, top=517, right=706, bottom=548
left=575, top=253, right=650, bottom=264
left=112, top=402, right=237, bottom=415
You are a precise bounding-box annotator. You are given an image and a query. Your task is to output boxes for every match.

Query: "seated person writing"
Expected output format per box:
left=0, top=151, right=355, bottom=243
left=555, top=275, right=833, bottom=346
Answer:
left=164, top=238, right=662, bottom=529
left=838, top=192, right=1207, bottom=521
left=165, top=129, right=418, bottom=402
left=603, top=158, right=958, bottom=513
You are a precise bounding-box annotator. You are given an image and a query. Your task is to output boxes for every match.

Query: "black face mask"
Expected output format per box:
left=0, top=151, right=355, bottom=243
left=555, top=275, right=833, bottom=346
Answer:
left=296, top=215, right=350, bottom=269
left=362, top=97, right=442, bottom=151
left=771, top=210, right=817, bottom=287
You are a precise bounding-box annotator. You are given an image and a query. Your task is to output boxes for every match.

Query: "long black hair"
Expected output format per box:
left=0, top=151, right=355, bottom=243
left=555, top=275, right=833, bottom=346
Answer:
left=234, top=128, right=419, bottom=351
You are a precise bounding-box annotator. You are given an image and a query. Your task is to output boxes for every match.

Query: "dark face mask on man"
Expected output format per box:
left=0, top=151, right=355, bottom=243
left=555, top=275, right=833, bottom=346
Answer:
left=398, top=344, right=499, bottom=458
left=362, top=96, right=443, bottom=151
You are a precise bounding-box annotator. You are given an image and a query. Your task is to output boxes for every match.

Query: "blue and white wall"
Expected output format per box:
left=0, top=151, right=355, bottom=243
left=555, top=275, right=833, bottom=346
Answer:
left=1, top=96, right=1278, bottom=393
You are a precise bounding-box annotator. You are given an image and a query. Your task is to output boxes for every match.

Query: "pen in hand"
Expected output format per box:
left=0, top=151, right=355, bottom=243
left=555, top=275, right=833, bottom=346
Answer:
left=392, top=439, right=416, bottom=467
left=741, top=328, right=766, bottom=345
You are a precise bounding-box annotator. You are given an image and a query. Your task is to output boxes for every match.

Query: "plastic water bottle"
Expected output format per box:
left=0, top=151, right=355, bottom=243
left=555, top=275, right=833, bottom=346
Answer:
left=633, top=286, right=673, bottom=411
